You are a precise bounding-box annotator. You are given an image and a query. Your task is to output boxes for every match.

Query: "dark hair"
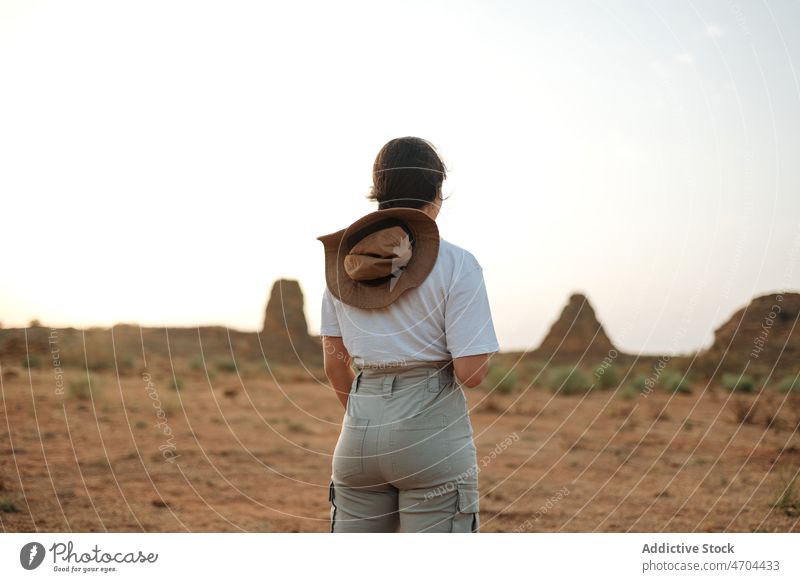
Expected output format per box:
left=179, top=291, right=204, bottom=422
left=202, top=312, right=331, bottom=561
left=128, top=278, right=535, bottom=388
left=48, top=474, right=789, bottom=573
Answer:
left=367, top=137, right=449, bottom=210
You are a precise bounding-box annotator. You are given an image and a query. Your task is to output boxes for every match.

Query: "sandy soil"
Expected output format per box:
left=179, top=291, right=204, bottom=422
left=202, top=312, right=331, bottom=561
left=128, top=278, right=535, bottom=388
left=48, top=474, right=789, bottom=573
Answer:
left=1, top=365, right=798, bottom=532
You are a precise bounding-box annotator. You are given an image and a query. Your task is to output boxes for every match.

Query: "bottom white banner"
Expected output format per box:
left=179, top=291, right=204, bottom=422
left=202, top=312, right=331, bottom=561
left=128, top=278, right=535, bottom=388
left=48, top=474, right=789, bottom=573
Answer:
left=1, top=533, right=797, bottom=581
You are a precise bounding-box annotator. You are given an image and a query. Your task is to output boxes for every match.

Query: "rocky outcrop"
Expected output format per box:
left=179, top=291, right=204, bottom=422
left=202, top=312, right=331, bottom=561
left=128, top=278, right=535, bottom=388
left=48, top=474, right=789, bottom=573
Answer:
left=262, top=279, right=308, bottom=337
left=0, top=280, right=323, bottom=369
left=260, top=279, right=321, bottom=364
left=700, top=292, right=800, bottom=374
left=531, top=293, right=618, bottom=363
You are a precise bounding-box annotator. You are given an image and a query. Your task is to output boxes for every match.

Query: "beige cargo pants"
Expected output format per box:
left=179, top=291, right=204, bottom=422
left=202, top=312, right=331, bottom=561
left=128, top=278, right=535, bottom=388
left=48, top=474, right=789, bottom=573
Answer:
left=328, top=363, right=480, bottom=533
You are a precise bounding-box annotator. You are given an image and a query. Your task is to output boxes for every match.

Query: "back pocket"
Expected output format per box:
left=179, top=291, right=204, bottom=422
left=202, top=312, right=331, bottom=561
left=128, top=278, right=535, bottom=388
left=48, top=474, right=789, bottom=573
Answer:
left=332, top=415, right=369, bottom=479
left=389, top=413, right=452, bottom=486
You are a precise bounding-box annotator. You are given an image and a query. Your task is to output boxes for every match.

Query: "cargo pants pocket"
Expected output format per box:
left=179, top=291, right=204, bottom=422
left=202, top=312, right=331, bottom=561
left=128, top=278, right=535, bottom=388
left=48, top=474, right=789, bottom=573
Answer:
left=451, top=484, right=480, bottom=533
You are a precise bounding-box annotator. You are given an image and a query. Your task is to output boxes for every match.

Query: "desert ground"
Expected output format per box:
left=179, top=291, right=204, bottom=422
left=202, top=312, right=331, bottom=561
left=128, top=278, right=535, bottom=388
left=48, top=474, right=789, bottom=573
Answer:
left=1, top=356, right=798, bottom=533
left=2, top=286, right=798, bottom=532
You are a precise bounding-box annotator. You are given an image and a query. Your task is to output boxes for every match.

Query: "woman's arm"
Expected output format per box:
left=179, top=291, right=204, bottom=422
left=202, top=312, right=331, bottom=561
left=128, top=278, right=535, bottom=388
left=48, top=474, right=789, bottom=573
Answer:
left=322, top=336, right=356, bottom=409
left=453, top=353, right=492, bottom=388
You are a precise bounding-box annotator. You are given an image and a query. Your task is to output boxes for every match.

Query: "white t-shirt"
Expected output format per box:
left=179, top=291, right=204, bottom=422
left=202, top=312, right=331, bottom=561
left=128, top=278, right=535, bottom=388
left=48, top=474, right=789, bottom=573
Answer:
left=320, top=237, right=500, bottom=367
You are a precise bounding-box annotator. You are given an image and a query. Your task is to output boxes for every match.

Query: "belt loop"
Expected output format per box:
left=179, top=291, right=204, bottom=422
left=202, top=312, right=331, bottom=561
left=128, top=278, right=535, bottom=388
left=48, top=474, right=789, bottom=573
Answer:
left=381, top=373, right=395, bottom=399
left=438, top=363, right=454, bottom=389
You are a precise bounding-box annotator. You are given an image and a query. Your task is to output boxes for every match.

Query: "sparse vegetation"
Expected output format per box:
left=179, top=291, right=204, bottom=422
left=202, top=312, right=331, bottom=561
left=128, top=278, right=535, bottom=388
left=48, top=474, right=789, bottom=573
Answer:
left=770, top=472, right=800, bottom=517
left=594, top=364, right=619, bottom=390
left=731, top=397, right=758, bottom=425
left=660, top=370, right=692, bottom=394
left=86, top=357, right=112, bottom=371
left=777, top=374, right=800, bottom=393
left=286, top=419, right=311, bottom=434
left=169, top=376, right=184, bottom=391
left=0, top=497, right=20, bottom=513
left=68, top=376, right=95, bottom=400
left=485, top=365, right=518, bottom=395
left=722, top=373, right=756, bottom=393
left=547, top=366, right=592, bottom=395
left=21, top=355, right=42, bottom=369
left=216, top=360, right=238, bottom=373
left=632, top=374, right=649, bottom=393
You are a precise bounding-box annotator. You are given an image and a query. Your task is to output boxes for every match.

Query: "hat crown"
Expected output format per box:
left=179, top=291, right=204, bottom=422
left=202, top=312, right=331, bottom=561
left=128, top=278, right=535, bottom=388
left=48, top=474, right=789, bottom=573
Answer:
left=344, top=226, right=413, bottom=284
left=317, top=207, right=439, bottom=308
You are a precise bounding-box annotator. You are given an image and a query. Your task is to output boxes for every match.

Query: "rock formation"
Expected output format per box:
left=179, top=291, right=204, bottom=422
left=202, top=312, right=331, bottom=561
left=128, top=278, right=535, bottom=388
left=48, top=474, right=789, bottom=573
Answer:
left=531, top=293, right=618, bottom=363
left=700, top=292, right=800, bottom=374
left=261, top=279, right=321, bottom=364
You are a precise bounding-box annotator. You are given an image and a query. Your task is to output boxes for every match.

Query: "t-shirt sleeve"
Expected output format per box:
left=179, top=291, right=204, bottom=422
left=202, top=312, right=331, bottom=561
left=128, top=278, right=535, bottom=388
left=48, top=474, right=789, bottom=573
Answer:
left=444, top=264, right=500, bottom=358
left=320, top=287, right=342, bottom=337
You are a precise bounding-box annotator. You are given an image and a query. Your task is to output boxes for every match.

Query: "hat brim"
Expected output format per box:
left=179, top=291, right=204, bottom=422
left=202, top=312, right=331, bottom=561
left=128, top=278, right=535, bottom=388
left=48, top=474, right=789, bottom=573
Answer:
left=317, top=207, right=440, bottom=309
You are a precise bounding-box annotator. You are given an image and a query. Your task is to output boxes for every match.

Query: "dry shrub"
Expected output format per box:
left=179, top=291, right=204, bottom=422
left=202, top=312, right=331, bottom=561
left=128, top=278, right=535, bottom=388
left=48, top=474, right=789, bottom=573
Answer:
left=770, top=471, right=800, bottom=517
left=730, top=396, right=758, bottom=425
left=546, top=366, right=592, bottom=395
left=476, top=394, right=507, bottom=414
left=790, top=394, right=800, bottom=430
left=69, top=376, right=96, bottom=400
left=484, top=364, right=519, bottom=395
left=761, top=392, right=781, bottom=430
left=2, top=368, right=20, bottom=381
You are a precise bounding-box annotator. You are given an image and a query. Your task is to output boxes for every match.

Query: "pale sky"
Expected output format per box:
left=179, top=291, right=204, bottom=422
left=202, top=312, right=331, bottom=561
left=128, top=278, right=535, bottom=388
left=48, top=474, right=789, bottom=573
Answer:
left=1, top=0, right=799, bottom=355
